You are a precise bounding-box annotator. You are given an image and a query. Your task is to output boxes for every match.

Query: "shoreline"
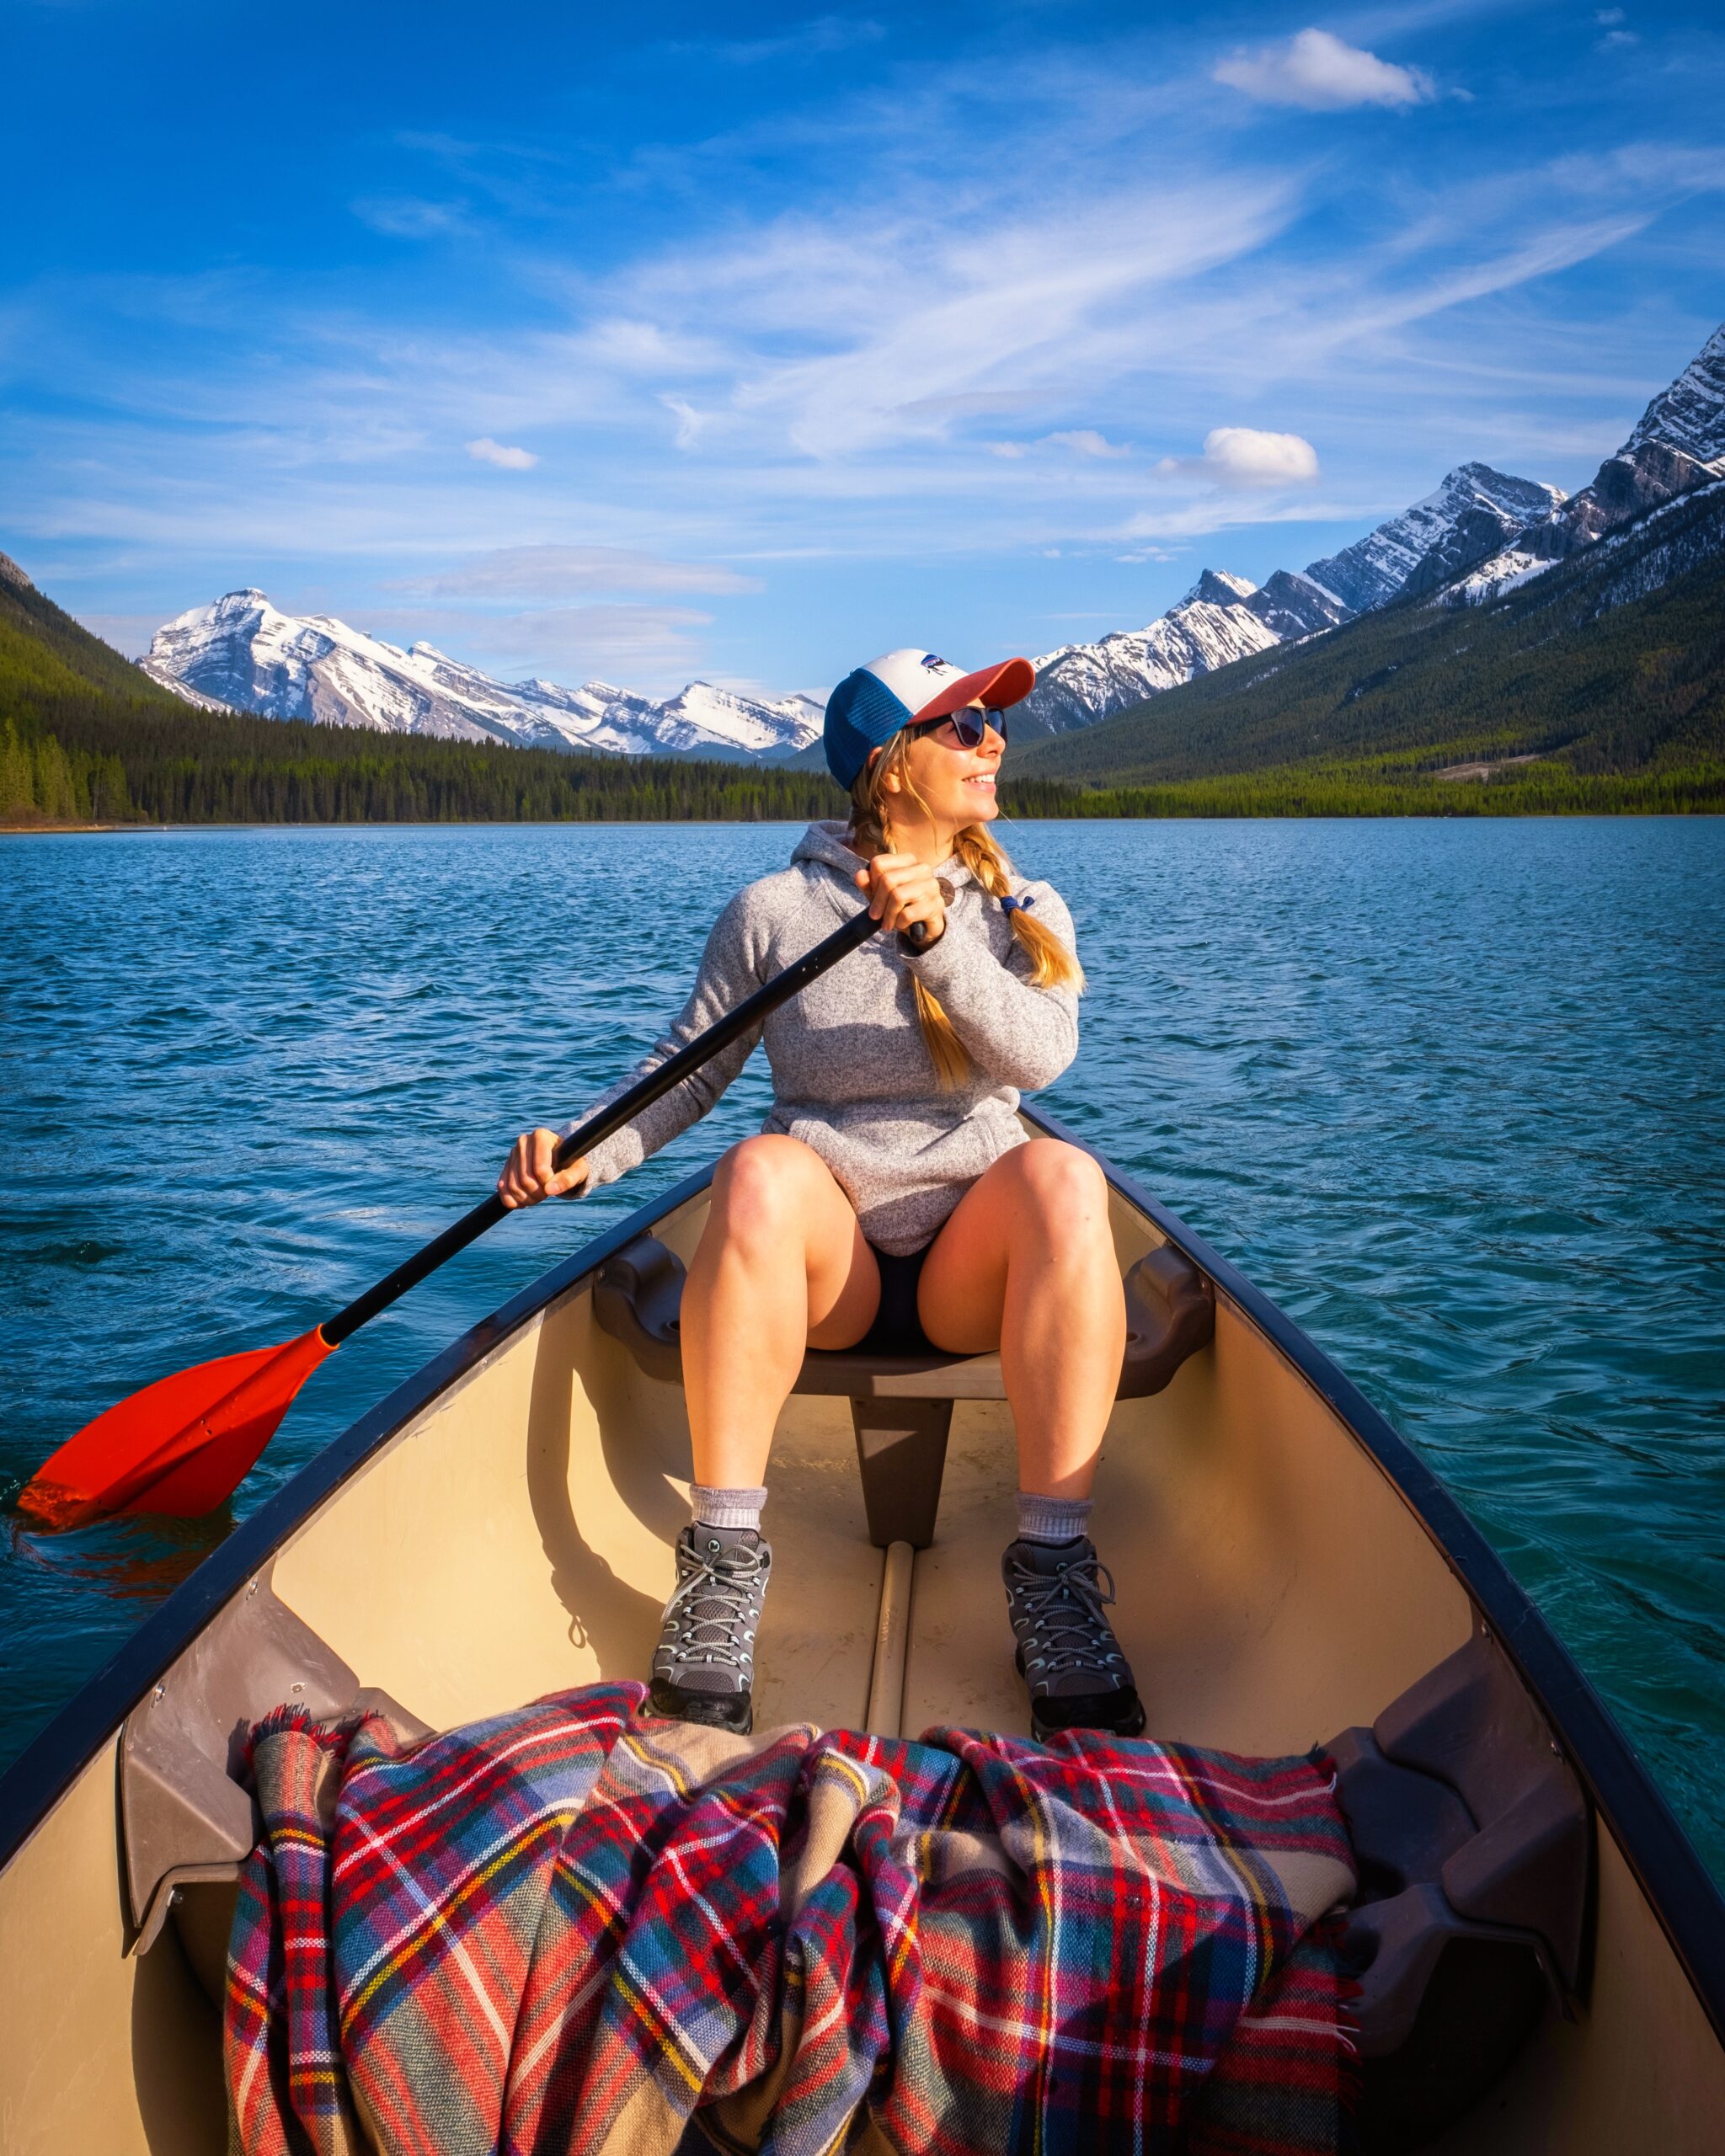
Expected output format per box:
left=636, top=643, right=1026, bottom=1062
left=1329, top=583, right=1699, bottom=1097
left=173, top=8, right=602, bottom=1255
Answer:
left=6, top=810, right=1722, bottom=837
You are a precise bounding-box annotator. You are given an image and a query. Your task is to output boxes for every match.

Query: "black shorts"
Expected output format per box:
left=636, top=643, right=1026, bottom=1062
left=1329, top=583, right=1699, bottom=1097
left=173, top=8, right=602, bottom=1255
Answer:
left=856, top=1240, right=934, bottom=1355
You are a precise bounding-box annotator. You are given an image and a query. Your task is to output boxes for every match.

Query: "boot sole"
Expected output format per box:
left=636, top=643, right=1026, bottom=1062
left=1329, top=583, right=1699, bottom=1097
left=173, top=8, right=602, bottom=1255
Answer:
left=647, top=1679, right=753, bottom=1735
left=1015, top=1646, right=1146, bottom=1742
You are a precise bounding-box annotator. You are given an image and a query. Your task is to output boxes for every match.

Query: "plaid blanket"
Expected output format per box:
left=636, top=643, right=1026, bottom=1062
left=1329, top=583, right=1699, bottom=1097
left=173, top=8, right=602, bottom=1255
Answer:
left=226, top=1685, right=1354, bottom=2156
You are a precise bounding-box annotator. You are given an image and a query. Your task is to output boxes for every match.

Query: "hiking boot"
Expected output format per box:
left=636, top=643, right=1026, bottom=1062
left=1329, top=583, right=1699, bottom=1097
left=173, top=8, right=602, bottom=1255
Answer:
left=648, top=1524, right=772, bottom=1734
left=1002, top=1535, right=1146, bottom=1742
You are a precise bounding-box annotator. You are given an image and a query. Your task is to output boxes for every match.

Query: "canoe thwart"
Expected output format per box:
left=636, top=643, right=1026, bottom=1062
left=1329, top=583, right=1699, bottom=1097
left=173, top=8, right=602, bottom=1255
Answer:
left=1327, top=1619, right=1591, bottom=2145
left=120, top=1567, right=430, bottom=1987
left=592, top=1233, right=1215, bottom=1404
left=852, top=1397, right=951, bottom=1550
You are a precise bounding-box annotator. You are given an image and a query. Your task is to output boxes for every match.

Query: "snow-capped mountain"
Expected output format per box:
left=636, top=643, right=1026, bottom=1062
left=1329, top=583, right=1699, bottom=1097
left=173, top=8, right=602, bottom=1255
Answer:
left=1016, top=470, right=1547, bottom=734
left=140, top=591, right=822, bottom=761
left=1622, top=322, right=1725, bottom=466
left=1445, top=324, right=1725, bottom=609
left=1027, top=574, right=1280, bottom=734
left=1302, top=464, right=1566, bottom=614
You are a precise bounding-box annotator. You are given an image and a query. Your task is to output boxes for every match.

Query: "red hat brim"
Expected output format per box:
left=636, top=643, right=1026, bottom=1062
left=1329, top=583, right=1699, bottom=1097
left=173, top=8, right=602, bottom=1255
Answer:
left=911, top=656, right=1036, bottom=725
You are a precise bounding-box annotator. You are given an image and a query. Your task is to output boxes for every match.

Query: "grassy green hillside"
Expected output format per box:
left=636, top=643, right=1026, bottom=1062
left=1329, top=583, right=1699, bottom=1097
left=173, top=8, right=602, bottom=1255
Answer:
left=1011, top=486, right=1725, bottom=812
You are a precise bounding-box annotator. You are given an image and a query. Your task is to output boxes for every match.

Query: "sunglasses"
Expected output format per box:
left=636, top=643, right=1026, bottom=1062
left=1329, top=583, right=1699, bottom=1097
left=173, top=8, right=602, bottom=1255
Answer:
left=910, top=705, right=1008, bottom=750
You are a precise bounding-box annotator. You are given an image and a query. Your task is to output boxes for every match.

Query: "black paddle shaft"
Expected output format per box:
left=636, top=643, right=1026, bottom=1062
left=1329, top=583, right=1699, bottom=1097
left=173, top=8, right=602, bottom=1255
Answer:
left=321, top=906, right=909, bottom=1348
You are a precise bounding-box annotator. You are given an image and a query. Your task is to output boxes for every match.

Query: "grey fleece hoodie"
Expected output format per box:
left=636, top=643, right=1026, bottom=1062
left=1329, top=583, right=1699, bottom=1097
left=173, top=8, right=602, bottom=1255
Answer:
left=559, top=821, right=1080, bottom=1253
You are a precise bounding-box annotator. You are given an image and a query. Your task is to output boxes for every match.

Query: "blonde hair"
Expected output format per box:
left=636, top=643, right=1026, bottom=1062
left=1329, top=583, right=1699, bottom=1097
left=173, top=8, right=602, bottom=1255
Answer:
left=849, top=729, right=1085, bottom=1089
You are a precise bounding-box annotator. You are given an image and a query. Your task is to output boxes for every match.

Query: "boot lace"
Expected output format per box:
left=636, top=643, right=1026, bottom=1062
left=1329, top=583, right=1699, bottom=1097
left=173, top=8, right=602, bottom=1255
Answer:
left=660, top=1538, right=766, bottom=1674
left=1006, top=1547, right=1127, bottom=1679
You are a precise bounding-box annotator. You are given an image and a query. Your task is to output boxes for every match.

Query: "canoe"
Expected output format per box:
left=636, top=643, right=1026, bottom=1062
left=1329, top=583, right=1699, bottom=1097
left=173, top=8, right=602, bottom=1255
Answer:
left=2, top=1105, right=1722, bottom=2153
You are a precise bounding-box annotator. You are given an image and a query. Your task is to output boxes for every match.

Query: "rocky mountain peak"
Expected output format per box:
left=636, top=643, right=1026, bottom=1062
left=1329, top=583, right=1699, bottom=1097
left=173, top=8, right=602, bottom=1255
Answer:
left=1182, top=568, right=1258, bottom=608
left=1622, top=320, right=1725, bottom=467
left=138, top=592, right=821, bottom=761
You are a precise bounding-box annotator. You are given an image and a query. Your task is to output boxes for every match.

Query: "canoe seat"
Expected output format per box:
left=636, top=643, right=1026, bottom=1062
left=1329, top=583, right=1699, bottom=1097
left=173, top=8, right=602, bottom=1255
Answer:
left=593, top=1235, right=1214, bottom=1548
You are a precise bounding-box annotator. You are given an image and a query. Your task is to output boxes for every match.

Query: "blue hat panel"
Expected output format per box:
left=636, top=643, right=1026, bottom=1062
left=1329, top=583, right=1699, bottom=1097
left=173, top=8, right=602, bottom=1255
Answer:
left=823, top=666, right=915, bottom=787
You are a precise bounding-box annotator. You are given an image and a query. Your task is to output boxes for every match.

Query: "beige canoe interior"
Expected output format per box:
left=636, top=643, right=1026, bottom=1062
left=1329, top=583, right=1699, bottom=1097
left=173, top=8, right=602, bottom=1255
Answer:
left=2, top=1167, right=1722, bottom=2153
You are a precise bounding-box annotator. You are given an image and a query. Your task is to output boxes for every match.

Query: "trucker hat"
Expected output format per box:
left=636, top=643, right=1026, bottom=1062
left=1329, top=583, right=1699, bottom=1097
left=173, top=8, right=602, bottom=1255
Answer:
left=822, top=648, right=1036, bottom=789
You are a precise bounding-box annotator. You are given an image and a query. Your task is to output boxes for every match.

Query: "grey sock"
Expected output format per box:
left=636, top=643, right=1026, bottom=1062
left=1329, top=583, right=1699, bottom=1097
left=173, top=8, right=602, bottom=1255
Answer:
left=1017, top=1492, right=1093, bottom=1547
left=692, top=1482, right=767, bottom=1534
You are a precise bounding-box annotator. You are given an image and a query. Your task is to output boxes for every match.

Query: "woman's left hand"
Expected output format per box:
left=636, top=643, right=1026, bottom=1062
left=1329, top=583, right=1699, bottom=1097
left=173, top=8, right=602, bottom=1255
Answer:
left=857, top=852, right=945, bottom=944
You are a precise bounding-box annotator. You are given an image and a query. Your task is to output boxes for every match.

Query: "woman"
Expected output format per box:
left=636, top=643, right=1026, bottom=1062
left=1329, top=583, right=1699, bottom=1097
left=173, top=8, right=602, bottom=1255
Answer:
left=499, top=648, right=1140, bottom=1742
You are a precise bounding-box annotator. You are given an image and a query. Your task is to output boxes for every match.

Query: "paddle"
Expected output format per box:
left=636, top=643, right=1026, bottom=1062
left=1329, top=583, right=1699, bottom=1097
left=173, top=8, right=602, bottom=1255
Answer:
left=13, top=905, right=905, bottom=1534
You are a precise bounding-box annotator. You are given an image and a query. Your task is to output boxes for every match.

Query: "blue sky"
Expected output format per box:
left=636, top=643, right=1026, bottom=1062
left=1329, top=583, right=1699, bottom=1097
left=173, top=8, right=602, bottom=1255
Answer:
left=3, top=0, right=1723, bottom=698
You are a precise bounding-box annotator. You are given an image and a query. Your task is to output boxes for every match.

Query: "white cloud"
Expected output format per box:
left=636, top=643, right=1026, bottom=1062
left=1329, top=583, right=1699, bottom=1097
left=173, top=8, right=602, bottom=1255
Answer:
left=1157, top=426, right=1321, bottom=487
left=392, top=544, right=761, bottom=599
left=464, top=436, right=539, bottom=470
left=1045, top=429, right=1130, bottom=458
left=1215, top=29, right=1435, bottom=111
left=1596, top=29, right=1638, bottom=49
left=1595, top=8, right=1624, bottom=21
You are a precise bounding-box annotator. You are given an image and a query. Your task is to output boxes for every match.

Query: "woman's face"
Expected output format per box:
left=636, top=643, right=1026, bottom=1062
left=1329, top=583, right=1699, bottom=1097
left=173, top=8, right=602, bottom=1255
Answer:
left=894, top=702, right=1005, bottom=830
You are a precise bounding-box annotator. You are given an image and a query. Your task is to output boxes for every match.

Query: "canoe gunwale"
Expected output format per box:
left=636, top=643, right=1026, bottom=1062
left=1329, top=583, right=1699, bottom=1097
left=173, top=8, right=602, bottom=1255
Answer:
left=3, top=1118, right=1722, bottom=2052
left=0, top=1163, right=719, bottom=1880
left=1022, top=1105, right=1725, bottom=2046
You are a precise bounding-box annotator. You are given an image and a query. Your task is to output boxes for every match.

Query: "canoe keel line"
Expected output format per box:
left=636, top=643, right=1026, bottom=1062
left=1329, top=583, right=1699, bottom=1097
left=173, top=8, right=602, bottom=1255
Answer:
left=0, top=1110, right=1721, bottom=2150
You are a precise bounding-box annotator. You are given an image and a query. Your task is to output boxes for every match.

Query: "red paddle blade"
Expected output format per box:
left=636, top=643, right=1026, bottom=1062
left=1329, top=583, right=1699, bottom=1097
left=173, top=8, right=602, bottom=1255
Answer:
left=14, top=1327, right=334, bottom=1532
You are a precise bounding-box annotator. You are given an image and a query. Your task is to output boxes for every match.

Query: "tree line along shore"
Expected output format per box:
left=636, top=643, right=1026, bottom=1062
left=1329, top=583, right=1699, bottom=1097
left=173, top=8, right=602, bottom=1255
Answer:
left=5, top=700, right=1720, bottom=833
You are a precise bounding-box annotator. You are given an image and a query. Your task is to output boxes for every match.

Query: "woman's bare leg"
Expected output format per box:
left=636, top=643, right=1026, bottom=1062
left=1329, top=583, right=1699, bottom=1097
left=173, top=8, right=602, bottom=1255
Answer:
left=916, top=1139, right=1124, bottom=1497
left=681, top=1134, right=880, bottom=1490
left=917, top=1139, right=1140, bottom=1737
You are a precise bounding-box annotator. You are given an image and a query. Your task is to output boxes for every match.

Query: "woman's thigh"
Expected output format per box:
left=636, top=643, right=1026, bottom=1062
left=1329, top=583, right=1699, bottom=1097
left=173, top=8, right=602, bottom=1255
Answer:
left=700, top=1134, right=882, bottom=1349
left=915, top=1139, right=1112, bottom=1353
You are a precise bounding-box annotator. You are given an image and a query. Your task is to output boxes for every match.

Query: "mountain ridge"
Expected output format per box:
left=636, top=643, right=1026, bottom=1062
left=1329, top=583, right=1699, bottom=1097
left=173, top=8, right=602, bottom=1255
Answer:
left=141, top=590, right=823, bottom=762
left=1012, top=475, right=1725, bottom=792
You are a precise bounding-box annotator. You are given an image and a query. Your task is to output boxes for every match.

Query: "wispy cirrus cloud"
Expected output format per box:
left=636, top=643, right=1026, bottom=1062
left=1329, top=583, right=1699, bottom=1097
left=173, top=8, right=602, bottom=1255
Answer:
left=390, top=544, right=760, bottom=599
left=348, top=603, right=716, bottom=679
left=352, top=195, right=473, bottom=240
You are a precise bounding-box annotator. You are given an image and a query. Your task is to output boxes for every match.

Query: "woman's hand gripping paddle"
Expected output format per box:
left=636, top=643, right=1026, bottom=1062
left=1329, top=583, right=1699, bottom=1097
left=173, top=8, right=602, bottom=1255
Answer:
left=13, top=906, right=909, bottom=1533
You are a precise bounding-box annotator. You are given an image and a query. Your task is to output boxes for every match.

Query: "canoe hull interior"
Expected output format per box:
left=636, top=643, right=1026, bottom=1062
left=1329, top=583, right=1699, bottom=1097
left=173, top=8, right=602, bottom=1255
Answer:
left=2, top=1129, right=1721, bottom=2152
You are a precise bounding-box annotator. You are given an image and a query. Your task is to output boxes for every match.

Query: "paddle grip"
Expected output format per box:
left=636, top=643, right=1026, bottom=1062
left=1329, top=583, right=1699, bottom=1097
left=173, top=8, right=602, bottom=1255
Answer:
left=321, top=906, right=908, bottom=1348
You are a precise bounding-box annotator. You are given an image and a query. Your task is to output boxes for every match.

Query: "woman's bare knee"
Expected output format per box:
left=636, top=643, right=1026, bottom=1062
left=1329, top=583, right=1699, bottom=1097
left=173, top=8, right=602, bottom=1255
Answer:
left=1005, top=1139, right=1109, bottom=1233
left=711, top=1135, right=831, bottom=1245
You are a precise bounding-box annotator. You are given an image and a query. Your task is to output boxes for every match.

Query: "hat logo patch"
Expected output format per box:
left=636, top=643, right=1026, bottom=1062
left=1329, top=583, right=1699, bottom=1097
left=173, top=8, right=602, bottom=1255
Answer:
left=921, top=653, right=949, bottom=670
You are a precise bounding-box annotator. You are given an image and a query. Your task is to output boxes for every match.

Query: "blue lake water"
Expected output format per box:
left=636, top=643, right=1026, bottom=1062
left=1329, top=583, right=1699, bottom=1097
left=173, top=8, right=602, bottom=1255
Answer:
left=3, top=819, right=1722, bottom=1879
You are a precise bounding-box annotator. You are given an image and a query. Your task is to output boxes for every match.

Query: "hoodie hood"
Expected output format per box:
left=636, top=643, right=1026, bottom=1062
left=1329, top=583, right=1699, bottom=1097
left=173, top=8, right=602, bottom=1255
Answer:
left=792, top=819, right=979, bottom=890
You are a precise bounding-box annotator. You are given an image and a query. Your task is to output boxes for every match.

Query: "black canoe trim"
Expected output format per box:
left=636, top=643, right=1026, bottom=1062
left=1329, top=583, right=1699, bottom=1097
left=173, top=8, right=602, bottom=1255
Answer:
left=1023, top=1104, right=1725, bottom=2045
left=0, top=1166, right=718, bottom=1878
left=3, top=1128, right=1722, bottom=2050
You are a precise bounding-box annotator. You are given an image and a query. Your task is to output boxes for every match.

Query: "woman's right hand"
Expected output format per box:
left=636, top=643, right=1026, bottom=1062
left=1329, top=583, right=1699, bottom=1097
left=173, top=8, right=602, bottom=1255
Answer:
left=497, top=1128, right=589, bottom=1209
